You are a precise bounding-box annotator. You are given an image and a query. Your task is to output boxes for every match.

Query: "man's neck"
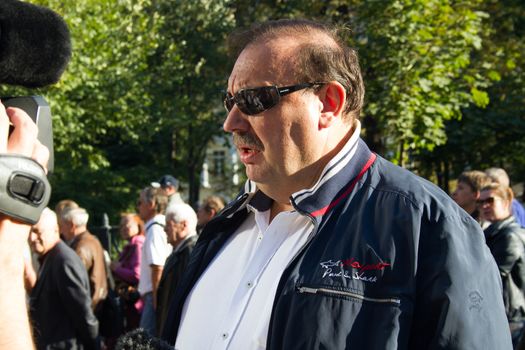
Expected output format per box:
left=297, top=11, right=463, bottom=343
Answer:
left=171, top=233, right=194, bottom=250
left=143, top=213, right=156, bottom=223
left=464, top=202, right=477, bottom=215
left=39, top=239, right=60, bottom=263
left=263, top=122, right=356, bottom=221
left=269, top=200, right=294, bottom=222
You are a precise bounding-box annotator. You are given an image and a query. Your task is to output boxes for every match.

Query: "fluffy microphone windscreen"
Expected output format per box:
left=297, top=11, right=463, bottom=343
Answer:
left=0, top=0, right=71, bottom=88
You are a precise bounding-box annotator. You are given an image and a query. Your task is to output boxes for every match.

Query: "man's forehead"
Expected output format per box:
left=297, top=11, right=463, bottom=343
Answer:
left=228, top=43, right=290, bottom=90
left=228, top=31, right=336, bottom=90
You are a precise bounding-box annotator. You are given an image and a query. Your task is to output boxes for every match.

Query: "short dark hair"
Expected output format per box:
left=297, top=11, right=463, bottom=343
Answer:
left=227, top=19, right=364, bottom=120
left=457, top=170, right=491, bottom=192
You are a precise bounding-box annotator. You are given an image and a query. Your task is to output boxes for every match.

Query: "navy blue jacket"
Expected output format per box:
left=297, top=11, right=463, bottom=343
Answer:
left=162, top=140, right=512, bottom=349
left=30, top=241, right=99, bottom=350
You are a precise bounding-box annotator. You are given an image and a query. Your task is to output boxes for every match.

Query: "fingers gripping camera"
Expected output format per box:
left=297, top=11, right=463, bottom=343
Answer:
left=0, top=154, right=51, bottom=224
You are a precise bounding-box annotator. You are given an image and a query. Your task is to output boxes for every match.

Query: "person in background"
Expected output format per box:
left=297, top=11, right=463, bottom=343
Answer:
left=156, top=203, right=198, bottom=335
left=486, top=167, right=525, bottom=228
left=452, top=170, right=492, bottom=223
left=152, top=175, right=184, bottom=206
left=55, top=199, right=80, bottom=216
left=111, top=213, right=145, bottom=330
left=62, top=207, right=108, bottom=311
left=137, top=187, right=171, bottom=335
left=196, top=195, right=225, bottom=233
left=479, top=183, right=525, bottom=348
left=55, top=199, right=79, bottom=241
left=29, top=208, right=100, bottom=349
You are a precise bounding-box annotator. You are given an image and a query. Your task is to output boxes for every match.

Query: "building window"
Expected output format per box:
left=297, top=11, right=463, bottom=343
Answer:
left=212, top=150, right=225, bottom=176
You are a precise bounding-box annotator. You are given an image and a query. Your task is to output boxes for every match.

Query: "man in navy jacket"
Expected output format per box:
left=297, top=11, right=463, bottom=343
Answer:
left=160, top=19, right=512, bottom=349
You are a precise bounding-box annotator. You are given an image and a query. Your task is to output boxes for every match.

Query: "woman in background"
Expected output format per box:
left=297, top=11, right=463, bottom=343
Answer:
left=111, top=213, right=145, bottom=330
left=479, top=183, right=525, bottom=349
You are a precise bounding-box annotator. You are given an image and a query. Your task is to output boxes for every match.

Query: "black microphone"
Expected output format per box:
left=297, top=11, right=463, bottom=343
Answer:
left=0, top=0, right=71, bottom=88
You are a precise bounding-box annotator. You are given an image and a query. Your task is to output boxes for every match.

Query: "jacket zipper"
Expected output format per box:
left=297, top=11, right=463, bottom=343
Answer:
left=297, top=286, right=401, bottom=306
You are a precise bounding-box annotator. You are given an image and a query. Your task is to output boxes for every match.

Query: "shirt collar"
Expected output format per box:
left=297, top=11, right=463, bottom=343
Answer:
left=173, top=232, right=197, bottom=253
left=145, top=214, right=165, bottom=228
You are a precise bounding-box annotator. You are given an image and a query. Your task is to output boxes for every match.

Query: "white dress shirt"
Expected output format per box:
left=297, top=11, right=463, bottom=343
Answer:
left=175, top=208, right=313, bottom=350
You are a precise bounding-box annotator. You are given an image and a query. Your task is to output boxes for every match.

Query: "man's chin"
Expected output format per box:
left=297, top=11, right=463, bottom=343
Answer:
left=245, top=166, right=266, bottom=185
left=32, top=246, right=44, bottom=255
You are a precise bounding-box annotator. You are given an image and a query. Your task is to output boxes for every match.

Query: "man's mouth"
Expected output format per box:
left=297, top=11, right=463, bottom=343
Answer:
left=233, top=132, right=264, bottom=163
left=237, top=145, right=260, bottom=163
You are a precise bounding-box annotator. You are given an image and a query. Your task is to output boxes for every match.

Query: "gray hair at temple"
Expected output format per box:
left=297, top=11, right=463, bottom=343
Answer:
left=61, top=207, right=89, bottom=227
left=166, top=203, right=198, bottom=235
left=227, top=18, right=365, bottom=121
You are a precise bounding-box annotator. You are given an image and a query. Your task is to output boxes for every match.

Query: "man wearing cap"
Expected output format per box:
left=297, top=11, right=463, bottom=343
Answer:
left=153, top=175, right=184, bottom=206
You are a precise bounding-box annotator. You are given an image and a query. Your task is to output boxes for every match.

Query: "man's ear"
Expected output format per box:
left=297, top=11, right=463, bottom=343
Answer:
left=319, top=81, right=346, bottom=129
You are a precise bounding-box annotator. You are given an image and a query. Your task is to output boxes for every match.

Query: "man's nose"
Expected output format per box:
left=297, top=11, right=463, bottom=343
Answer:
left=223, top=106, right=249, bottom=134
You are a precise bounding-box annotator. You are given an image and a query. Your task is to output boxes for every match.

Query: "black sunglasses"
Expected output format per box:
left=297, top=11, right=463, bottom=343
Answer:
left=477, top=197, right=496, bottom=206
left=223, top=82, right=324, bottom=116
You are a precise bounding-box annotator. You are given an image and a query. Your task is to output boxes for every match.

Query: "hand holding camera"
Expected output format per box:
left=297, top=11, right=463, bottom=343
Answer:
left=0, top=101, right=49, bottom=350
left=0, top=102, right=48, bottom=168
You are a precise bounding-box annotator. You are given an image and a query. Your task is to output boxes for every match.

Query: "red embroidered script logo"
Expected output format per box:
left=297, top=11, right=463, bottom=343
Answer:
left=341, top=258, right=390, bottom=272
left=319, top=258, right=391, bottom=283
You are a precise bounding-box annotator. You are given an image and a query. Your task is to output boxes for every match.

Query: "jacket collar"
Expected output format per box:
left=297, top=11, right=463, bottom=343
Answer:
left=226, top=121, right=376, bottom=220
left=173, top=233, right=197, bottom=254
left=484, top=215, right=518, bottom=239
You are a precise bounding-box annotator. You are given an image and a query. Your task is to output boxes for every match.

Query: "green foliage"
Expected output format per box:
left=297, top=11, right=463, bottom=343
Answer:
left=148, top=0, right=236, bottom=206
left=7, top=0, right=171, bottom=223
left=355, top=0, right=487, bottom=163
left=415, top=0, right=525, bottom=187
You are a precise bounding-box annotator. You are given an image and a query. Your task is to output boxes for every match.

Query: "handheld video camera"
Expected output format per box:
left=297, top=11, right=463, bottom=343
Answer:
left=0, top=96, right=53, bottom=224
